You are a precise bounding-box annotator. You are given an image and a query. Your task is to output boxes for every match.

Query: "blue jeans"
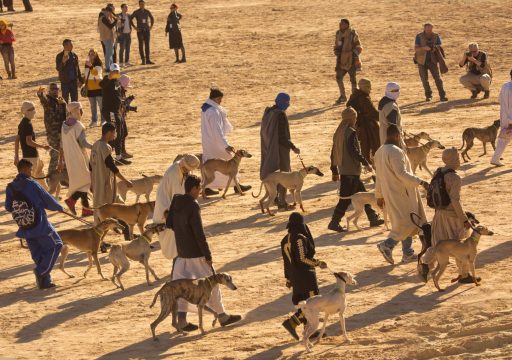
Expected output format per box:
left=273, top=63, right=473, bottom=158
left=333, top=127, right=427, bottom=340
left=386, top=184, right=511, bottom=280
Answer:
left=61, top=80, right=78, bottom=103
left=118, top=33, right=131, bottom=63
left=103, top=39, right=115, bottom=71
left=88, top=96, right=103, bottom=123
left=26, top=230, right=63, bottom=287
left=383, top=236, right=414, bottom=256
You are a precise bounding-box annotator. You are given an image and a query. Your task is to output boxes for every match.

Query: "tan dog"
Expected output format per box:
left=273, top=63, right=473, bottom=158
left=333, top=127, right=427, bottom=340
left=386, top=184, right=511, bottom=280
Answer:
left=108, top=223, right=166, bottom=290
left=404, top=131, right=432, bottom=147
left=459, top=120, right=500, bottom=162
left=421, top=225, right=494, bottom=291
left=201, top=149, right=252, bottom=199
left=45, top=170, right=69, bottom=199
left=97, top=201, right=155, bottom=239
left=407, top=139, right=445, bottom=175
left=58, top=218, right=124, bottom=279
left=339, top=191, right=389, bottom=231
left=149, top=273, right=238, bottom=340
left=252, top=166, right=324, bottom=216
left=117, top=175, right=162, bottom=202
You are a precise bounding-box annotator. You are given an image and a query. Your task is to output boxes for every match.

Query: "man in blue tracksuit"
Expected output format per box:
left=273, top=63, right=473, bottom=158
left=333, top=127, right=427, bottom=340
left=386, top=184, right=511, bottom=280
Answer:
left=5, top=159, right=64, bottom=289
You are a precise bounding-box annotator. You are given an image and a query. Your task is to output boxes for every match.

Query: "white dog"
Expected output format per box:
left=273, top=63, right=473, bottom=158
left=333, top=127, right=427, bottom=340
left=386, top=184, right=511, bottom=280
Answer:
left=339, top=191, right=389, bottom=231
left=297, top=271, right=357, bottom=352
left=117, top=175, right=162, bottom=202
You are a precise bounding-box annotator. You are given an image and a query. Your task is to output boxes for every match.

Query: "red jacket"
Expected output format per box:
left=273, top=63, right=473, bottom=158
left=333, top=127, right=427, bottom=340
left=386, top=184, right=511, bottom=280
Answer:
left=0, top=30, right=15, bottom=45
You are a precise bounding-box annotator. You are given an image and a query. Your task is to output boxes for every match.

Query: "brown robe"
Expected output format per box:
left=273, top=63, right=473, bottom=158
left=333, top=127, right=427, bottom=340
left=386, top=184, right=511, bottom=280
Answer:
left=90, top=139, right=117, bottom=224
left=347, top=89, right=380, bottom=162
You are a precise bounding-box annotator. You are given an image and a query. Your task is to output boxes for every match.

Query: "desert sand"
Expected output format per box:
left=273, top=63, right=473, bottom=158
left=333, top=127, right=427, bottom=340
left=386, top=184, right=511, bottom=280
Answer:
left=1, top=0, right=512, bottom=359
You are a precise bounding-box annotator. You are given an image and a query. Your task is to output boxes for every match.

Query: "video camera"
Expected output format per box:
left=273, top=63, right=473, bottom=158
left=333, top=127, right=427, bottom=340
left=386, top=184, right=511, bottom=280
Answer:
left=123, top=95, right=137, bottom=113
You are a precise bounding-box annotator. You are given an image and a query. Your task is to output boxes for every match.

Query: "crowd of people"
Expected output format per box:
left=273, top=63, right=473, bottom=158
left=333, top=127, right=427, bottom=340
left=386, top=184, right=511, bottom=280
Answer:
left=5, top=7, right=512, bottom=342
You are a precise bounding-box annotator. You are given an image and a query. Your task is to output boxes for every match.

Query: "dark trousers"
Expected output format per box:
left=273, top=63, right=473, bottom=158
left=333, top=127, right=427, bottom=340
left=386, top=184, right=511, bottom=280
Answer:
left=71, top=191, right=90, bottom=208
left=336, top=66, right=357, bottom=100
left=22, top=0, right=32, bottom=11
left=118, top=33, right=131, bottom=63
left=61, top=80, right=78, bottom=103
left=26, top=230, right=62, bottom=287
left=331, top=174, right=376, bottom=222
left=418, top=62, right=445, bottom=98
left=102, top=109, right=124, bottom=155
left=137, top=30, right=151, bottom=62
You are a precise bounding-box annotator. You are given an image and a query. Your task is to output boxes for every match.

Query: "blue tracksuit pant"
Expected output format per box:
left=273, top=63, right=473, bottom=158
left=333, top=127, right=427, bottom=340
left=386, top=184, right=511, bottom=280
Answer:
left=26, top=230, right=63, bottom=287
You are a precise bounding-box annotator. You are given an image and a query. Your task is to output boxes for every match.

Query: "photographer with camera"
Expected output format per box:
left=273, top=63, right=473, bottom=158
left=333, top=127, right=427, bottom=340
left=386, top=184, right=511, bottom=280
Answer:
left=459, top=43, right=492, bottom=99
left=119, top=74, right=136, bottom=159
left=414, top=23, right=448, bottom=102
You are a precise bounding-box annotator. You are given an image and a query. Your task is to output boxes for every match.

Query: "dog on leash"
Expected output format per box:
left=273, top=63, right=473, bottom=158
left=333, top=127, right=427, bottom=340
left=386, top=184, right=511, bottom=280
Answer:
left=421, top=224, right=493, bottom=291
left=339, top=191, right=389, bottom=231
left=97, top=201, right=155, bottom=239
left=404, top=131, right=432, bottom=148
left=108, top=223, right=166, bottom=290
left=58, top=218, right=124, bottom=279
left=201, top=149, right=252, bottom=199
left=149, top=273, right=238, bottom=340
left=297, top=271, right=357, bottom=352
left=252, top=166, right=324, bottom=216
left=407, top=139, right=445, bottom=176
left=459, top=120, right=501, bottom=162
left=117, top=175, right=162, bottom=202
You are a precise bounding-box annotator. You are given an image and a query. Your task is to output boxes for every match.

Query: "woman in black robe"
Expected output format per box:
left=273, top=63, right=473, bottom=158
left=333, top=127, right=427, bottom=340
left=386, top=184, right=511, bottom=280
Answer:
left=280, top=212, right=327, bottom=340
left=165, top=3, right=186, bottom=63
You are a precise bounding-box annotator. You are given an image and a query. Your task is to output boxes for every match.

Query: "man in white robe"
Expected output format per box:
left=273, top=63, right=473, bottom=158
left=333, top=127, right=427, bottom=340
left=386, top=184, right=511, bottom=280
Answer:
left=374, top=124, right=429, bottom=265
left=200, top=88, right=251, bottom=195
left=491, top=69, right=512, bottom=167
left=152, top=154, right=200, bottom=259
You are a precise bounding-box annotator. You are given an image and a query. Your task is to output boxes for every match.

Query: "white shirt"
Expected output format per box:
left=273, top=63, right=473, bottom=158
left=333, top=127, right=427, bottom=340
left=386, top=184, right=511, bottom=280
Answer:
left=499, top=81, right=512, bottom=129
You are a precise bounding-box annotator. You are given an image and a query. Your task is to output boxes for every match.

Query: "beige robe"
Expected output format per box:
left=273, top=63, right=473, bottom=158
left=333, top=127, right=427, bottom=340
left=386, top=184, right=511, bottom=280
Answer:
left=152, top=161, right=185, bottom=259
left=90, top=140, right=117, bottom=224
left=61, top=121, right=91, bottom=198
left=374, top=144, right=426, bottom=241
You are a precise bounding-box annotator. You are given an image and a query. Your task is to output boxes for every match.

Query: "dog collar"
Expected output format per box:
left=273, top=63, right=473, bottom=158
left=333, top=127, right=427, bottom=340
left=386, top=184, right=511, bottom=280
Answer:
left=205, top=276, right=215, bottom=287
left=141, top=234, right=152, bottom=243
left=233, top=156, right=241, bottom=165
left=93, top=227, right=104, bottom=237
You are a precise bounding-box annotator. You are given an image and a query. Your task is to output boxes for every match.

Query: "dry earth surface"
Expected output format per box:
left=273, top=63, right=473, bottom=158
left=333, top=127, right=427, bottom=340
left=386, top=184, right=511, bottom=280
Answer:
left=1, top=0, right=512, bottom=359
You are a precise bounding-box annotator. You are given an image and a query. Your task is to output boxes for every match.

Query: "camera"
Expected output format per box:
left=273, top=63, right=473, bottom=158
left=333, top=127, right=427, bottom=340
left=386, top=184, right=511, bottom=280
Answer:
left=123, top=95, right=138, bottom=113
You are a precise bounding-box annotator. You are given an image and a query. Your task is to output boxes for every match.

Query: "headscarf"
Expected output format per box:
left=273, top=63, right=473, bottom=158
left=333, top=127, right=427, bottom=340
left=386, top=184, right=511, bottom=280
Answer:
left=0, top=20, right=8, bottom=35
left=358, top=78, right=371, bottom=95
left=179, top=154, right=200, bottom=171
left=332, top=107, right=357, bottom=168
left=442, top=147, right=460, bottom=170
left=286, top=212, right=313, bottom=241
left=385, top=82, right=401, bottom=101
left=275, top=92, right=290, bottom=111
left=66, top=102, right=82, bottom=125
left=21, top=101, right=36, bottom=119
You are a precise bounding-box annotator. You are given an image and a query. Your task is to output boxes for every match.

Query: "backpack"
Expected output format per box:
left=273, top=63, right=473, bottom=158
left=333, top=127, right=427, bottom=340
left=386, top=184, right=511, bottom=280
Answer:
left=8, top=184, right=39, bottom=230
left=427, top=168, right=455, bottom=210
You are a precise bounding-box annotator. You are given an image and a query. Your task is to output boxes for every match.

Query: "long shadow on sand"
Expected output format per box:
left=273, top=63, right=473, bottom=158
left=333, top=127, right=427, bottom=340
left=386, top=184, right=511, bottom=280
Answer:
left=461, top=167, right=512, bottom=186
left=403, top=98, right=498, bottom=116
left=288, top=105, right=337, bottom=121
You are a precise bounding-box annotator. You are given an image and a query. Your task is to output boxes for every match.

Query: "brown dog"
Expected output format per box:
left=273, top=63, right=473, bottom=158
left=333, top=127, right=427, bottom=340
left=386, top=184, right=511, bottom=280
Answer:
left=97, top=201, right=155, bottom=239
left=149, top=273, right=237, bottom=340
left=58, top=218, right=124, bottom=279
left=459, top=120, right=500, bottom=162
left=108, top=223, right=166, bottom=290
left=201, top=149, right=252, bottom=199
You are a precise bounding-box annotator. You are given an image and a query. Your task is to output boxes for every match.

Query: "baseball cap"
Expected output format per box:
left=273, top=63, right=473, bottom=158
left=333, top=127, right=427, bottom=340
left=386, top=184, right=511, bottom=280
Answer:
left=109, top=63, right=121, bottom=72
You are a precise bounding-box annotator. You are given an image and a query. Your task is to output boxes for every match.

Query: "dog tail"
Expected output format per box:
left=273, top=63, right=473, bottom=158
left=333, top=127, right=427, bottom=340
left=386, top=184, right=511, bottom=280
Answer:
left=252, top=182, right=264, bottom=198
left=149, top=286, right=165, bottom=308
left=421, top=247, right=436, bottom=264
left=459, top=133, right=465, bottom=150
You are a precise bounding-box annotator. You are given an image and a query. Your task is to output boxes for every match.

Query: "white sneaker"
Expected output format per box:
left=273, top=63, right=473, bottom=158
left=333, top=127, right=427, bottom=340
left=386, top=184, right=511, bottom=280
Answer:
left=491, top=161, right=504, bottom=167
left=101, top=121, right=107, bottom=126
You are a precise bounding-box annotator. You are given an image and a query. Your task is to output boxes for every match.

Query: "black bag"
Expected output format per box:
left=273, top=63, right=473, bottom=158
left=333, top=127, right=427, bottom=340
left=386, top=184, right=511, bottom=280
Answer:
left=427, top=168, right=455, bottom=209
left=8, top=184, right=39, bottom=230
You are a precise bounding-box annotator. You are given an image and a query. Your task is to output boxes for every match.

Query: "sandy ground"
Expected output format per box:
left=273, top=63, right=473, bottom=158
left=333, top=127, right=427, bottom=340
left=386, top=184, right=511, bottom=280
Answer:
left=1, top=0, right=512, bottom=359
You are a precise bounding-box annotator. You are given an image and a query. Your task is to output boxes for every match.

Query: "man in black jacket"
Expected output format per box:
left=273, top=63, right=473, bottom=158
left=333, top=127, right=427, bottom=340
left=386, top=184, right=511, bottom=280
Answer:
left=56, top=39, right=83, bottom=103
left=166, top=175, right=241, bottom=332
left=100, top=63, right=130, bottom=165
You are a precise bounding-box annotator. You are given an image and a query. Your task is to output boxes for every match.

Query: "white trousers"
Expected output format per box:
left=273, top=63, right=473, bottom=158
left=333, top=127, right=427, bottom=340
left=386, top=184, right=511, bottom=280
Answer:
left=171, top=257, right=225, bottom=314
left=491, top=129, right=512, bottom=163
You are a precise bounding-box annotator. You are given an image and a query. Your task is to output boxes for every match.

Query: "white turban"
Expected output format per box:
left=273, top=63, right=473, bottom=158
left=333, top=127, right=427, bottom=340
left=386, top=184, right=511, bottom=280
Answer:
left=179, top=154, right=200, bottom=171
left=66, top=102, right=82, bottom=119
left=385, top=82, right=401, bottom=101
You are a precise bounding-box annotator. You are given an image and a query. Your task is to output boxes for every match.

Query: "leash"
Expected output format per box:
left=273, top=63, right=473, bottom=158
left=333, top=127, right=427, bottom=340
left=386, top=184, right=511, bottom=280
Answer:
left=297, top=154, right=308, bottom=172
left=60, top=210, right=95, bottom=226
